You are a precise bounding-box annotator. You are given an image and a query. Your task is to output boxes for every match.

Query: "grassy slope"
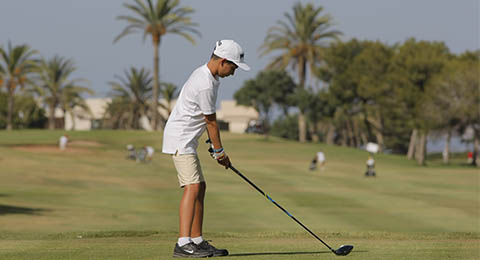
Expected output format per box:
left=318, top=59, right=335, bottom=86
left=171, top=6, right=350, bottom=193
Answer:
left=0, top=130, right=478, bottom=259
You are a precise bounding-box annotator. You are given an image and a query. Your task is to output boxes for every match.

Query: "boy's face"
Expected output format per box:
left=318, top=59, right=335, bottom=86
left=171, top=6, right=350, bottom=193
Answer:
left=218, top=59, right=238, bottom=78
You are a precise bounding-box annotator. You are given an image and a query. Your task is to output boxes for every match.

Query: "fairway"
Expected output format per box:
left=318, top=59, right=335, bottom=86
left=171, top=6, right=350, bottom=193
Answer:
left=0, top=130, right=478, bottom=260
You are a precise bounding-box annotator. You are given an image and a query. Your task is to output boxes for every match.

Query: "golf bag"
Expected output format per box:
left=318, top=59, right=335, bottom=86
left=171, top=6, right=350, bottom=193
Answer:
left=365, top=165, right=376, bottom=177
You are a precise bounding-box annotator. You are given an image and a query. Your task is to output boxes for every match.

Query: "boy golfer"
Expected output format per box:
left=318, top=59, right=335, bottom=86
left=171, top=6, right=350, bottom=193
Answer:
left=162, top=40, right=250, bottom=258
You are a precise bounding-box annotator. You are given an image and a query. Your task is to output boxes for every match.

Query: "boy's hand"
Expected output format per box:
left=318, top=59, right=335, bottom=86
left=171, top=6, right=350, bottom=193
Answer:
left=206, top=139, right=231, bottom=169
left=217, top=154, right=231, bottom=169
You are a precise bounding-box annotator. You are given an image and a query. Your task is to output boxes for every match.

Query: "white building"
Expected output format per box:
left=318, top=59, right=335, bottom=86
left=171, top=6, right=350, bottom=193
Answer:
left=64, top=98, right=111, bottom=130
left=216, top=100, right=258, bottom=133
left=63, top=98, right=258, bottom=133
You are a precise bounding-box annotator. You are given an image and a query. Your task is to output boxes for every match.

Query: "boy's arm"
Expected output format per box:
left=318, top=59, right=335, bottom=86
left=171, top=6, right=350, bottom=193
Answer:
left=204, top=113, right=231, bottom=168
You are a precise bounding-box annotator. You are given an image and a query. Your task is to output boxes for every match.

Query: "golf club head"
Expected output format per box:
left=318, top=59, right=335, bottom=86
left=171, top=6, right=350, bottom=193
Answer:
left=334, top=245, right=354, bottom=256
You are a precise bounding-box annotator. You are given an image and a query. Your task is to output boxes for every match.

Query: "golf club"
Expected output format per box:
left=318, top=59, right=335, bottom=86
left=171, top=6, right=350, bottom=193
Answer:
left=206, top=140, right=354, bottom=256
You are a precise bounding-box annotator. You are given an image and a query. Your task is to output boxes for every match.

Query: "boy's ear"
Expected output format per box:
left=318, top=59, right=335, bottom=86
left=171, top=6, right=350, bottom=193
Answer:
left=220, top=58, right=229, bottom=65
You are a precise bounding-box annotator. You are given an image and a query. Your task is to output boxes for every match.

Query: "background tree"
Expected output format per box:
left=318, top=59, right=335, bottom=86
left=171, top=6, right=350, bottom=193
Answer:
left=350, top=41, right=395, bottom=152
left=159, top=82, right=178, bottom=117
left=115, top=0, right=200, bottom=130
left=423, top=55, right=479, bottom=165
left=289, top=87, right=315, bottom=140
left=389, top=39, right=450, bottom=165
left=105, top=67, right=153, bottom=129
left=34, top=55, right=91, bottom=130
left=234, top=70, right=296, bottom=138
left=0, top=92, right=47, bottom=129
left=303, top=90, right=324, bottom=142
left=103, top=98, right=131, bottom=129
left=315, top=39, right=365, bottom=146
left=270, top=114, right=299, bottom=140
left=0, top=42, right=37, bottom=130
left=260, top=1, right=341, bottom=142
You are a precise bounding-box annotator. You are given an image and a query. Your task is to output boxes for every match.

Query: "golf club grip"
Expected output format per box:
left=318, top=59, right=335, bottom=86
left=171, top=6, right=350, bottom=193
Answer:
left=229, top=165, right=335, bottom=252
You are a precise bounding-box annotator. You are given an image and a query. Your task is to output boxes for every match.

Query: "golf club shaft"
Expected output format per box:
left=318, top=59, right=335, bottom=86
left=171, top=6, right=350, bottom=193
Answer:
left=229, top=165, right=335, bottom=253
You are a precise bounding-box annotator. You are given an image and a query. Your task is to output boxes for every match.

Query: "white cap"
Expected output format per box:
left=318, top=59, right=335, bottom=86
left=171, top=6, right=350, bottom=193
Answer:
left=213, top=40, right=250, bottom=71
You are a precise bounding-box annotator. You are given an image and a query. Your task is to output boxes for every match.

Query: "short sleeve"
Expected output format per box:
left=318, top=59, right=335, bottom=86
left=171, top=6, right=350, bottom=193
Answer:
left=197, top=89, right=217, bottom=115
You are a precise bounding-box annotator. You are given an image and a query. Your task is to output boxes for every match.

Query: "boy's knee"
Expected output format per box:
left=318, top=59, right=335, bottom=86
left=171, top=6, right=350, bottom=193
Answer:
left=185, top=183, right=205, bottom=196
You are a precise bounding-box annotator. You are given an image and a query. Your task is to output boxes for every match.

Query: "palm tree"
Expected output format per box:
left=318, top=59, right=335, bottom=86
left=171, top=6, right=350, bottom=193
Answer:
left=260, top=2, right=342, bottom=142
left=34, top=55, right=92, bottom=130
left=0, top=42, right=38, bottom=130
left=159, top=82, right=178, bottom=116
left=107, top=67, right=153, bottom=129
left=114, top=0, right=200, bottom=130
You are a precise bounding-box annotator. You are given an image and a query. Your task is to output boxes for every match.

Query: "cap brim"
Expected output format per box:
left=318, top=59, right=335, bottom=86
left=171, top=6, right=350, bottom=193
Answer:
left=235, top=62, right=250, bottom=71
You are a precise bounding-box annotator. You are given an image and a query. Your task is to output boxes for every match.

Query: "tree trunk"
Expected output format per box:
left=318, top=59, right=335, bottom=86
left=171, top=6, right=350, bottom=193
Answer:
left=298, top=112, right=307, bottom=142
left=442, top=131, right=451, bottom=164
left=366, top=111, right=384, bottom=152
left=407, top=128, right=418, bottom=160
left=345, top=119, right=355, bottom=147
left=262, top=108, right=270, bottom=140
left=360, top=132, right=368, bottom=146
left=375, top=130, right=384, bottom=153
left=362, top=108, right=374, bottom=144
left=128, top=109, right=136, bottom=130
left=415, top=131, right=427, bottom=165
left=353, top=119, right=362, bottom=147
left=152, top=39, right=160, bottom=131
left=70, top=112, right=76, bottom=130
left=340, top=129, right=348, bottom=146
left=48, top=103, right=56, bottom=130
left=297, top=56, right=307, bottom=143
left=310, top=122, right=319, bottom=143
left=6, top=85, right=14, bottom=130
left=326, top=124, right=335, bottom=145
left=473, top=135, right=479, bottom=166
left=374, top=111, right=384, bottom=153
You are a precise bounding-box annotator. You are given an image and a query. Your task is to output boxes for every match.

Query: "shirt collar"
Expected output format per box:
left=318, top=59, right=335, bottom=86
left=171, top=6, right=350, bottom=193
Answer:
left=204, top=64, right=219, bottom=83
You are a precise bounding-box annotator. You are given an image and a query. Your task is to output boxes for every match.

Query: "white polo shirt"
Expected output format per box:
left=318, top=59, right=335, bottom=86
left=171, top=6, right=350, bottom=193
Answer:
left=316, top=152, right=325, bottom=163
left=162, top=64, right=219, bottom=155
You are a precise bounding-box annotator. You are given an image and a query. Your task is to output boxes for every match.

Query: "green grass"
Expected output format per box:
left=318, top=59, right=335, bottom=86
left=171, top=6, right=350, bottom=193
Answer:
left=0, top=130, right=478, bottom=259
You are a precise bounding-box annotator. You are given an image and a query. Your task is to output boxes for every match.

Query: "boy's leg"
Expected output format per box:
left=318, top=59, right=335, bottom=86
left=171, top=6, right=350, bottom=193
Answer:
left=179, top=183, right=203, bottom=238
left=188, top=182, right=228, bottom=257
left=172, top=154, right=212, bottom=257
left=191, top=182, right=206, bottom=238
left=175, top=183, right=212, bottom=258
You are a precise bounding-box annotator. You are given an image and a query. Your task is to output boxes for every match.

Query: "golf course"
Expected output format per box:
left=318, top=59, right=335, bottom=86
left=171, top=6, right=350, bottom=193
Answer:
left=0, top=130, right=478, bottom=259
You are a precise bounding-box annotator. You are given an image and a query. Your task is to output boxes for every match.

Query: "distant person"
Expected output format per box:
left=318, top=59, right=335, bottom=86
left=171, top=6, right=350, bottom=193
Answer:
left=365, top=155, right=376, bottom=177
left=163, top=40, right=250, bottom=258
left=467, top=151, right=473, bottom=164
left=309, top=151, right=326, bottom=171
left=126, top=144, right=136, bottom=160
left=59, top=134, right=68, bottom=150
left=245, top=119, right=262, bottom=134
left=136, top=147, right=147, bottom=163
left=145, top=146, right=155, bottom=162
left=309, top=156, right=317, bottom=171
left=316, top=151, right=326, bottom=171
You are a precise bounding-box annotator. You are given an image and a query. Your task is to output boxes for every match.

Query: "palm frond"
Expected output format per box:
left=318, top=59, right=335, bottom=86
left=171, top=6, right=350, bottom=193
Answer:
left=115, top=0, right=199, bottom=44
left=114, top=24, right=145, bottom=43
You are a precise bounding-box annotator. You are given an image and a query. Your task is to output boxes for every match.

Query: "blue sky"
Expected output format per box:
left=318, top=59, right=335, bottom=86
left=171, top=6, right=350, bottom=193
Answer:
left=1, top=0, right=478, bottom=102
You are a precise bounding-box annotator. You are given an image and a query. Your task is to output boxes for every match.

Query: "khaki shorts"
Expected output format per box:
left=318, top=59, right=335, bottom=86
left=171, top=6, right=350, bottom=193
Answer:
left=172, top=153, right=205, bottom=187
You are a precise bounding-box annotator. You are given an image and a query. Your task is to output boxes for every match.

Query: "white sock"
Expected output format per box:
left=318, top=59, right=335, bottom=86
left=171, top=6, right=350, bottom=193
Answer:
left=178, top=237, right=191, bottom=247
left=191, top=236, right=204, bottom=245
